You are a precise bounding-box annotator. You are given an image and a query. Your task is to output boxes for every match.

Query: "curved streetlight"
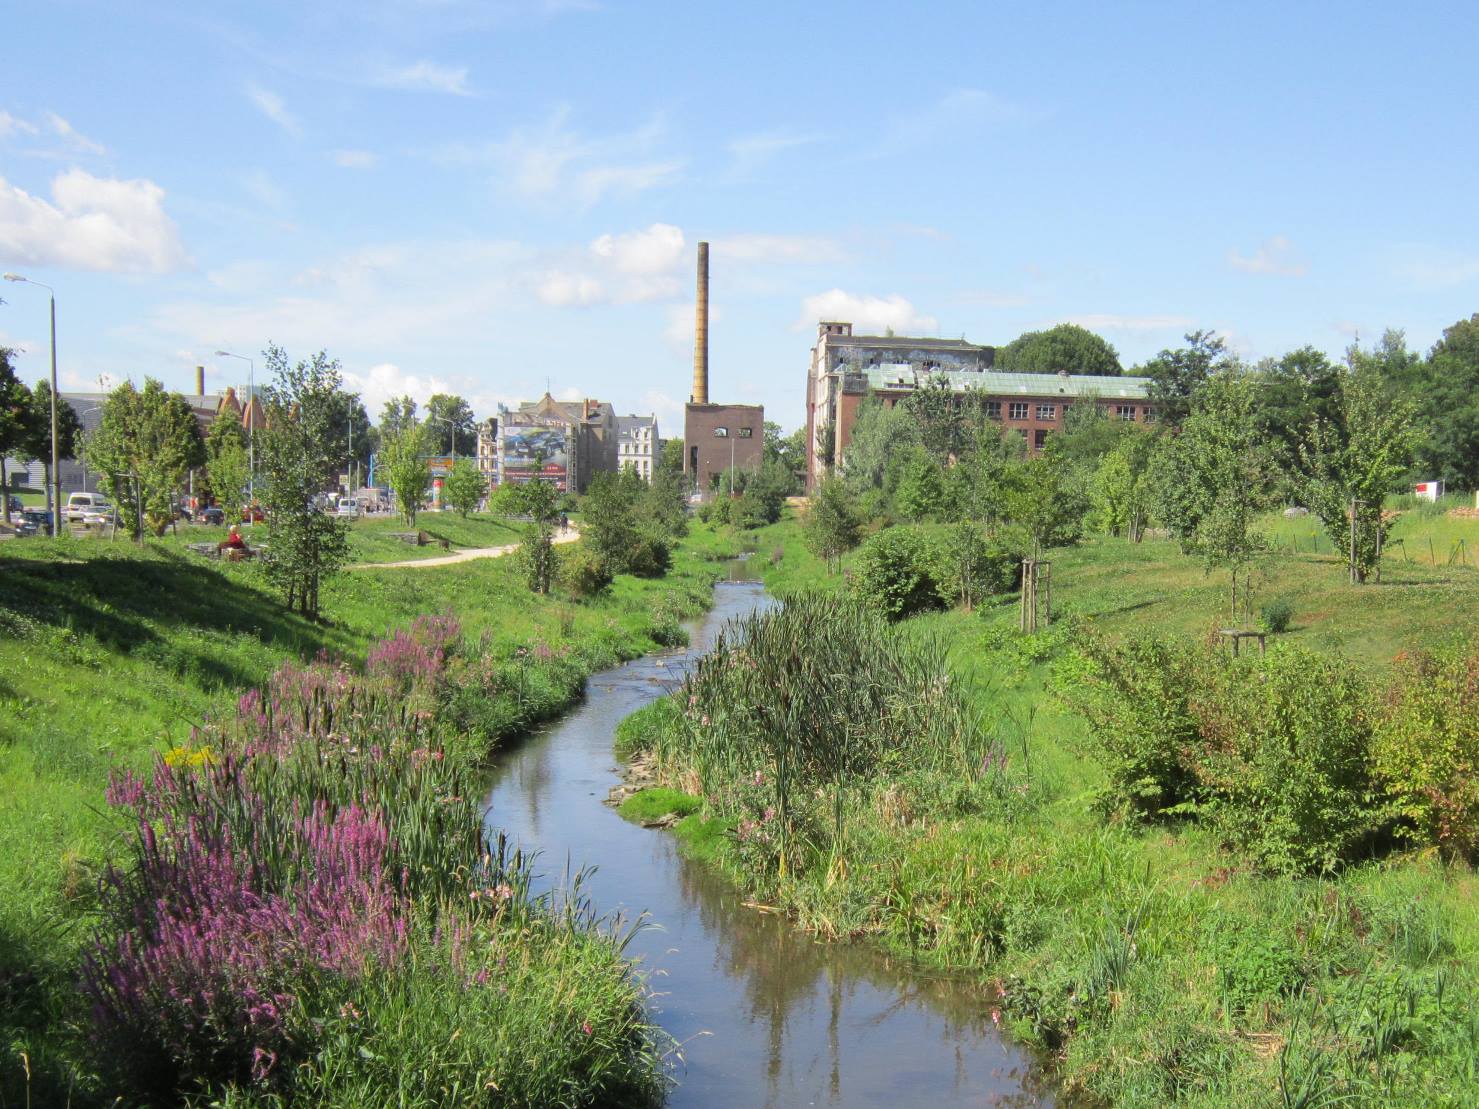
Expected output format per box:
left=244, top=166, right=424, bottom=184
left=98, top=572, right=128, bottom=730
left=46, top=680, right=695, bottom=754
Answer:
left=214, top=349, right=255, bottom=503
left=3, top=273, right=61, bottom=536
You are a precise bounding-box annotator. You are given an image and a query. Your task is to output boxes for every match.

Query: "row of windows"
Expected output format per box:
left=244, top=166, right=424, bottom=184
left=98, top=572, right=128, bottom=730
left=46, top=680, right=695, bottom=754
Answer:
left=712, top=426, right=754, bottom=438
left=980, top=401, right=1150, bottom=422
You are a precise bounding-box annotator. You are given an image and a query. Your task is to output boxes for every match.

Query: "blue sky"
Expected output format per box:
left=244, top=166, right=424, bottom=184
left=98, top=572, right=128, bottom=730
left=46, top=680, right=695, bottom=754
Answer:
left=3, top=1, right=1478, bottom=434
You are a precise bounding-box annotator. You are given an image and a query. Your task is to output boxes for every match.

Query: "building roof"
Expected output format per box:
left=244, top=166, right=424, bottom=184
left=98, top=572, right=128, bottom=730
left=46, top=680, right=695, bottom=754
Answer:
left=860, top=367, right=1153, bottom=400
left=822, top=332, right=988, bottom=352
left=508, top=393, right=614, bottom=425
left=617, top=414, right=655, bottom=438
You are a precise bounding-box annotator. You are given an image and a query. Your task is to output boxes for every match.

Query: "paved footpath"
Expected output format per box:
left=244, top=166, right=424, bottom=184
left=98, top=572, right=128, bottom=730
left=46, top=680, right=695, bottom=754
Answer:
left=347, top=526, right=579, bottom=570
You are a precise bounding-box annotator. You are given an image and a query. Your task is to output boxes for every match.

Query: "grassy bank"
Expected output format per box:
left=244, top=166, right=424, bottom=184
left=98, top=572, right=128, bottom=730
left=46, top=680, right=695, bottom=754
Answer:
left=622, top=511, right=1479, bottom=1105
left=0, top=521, right=728, bottom=1104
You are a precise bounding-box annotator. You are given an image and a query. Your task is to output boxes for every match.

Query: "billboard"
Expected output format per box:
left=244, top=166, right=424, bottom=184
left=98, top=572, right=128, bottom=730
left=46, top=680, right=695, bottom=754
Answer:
left=499, top=425, right=570, bottom=490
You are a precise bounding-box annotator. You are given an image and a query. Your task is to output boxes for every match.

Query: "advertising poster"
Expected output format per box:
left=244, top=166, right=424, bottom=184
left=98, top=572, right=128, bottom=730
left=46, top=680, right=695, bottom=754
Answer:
left=499, top=426, right=570, bottom=490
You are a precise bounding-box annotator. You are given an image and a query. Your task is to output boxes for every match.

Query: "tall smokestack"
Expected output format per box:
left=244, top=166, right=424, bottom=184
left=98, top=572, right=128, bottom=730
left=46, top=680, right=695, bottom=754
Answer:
left=195, top=365, right=205, bottom=395
left=691, top=241, right=709, bottom=404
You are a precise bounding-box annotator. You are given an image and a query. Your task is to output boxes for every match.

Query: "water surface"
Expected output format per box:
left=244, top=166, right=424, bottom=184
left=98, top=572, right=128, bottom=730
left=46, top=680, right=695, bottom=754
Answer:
left=484, top=582, right=1052, bottom=1108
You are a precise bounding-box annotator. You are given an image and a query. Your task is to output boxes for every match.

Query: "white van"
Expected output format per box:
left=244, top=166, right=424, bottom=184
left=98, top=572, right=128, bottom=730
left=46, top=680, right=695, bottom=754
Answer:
left=65, top=492, right=113, bottom=523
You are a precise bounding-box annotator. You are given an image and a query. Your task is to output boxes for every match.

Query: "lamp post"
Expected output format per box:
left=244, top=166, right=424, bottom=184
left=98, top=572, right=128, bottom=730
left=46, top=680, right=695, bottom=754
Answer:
left=3, top=273, right=61, bottom=536
left=214, top=350, right=255, bottom=504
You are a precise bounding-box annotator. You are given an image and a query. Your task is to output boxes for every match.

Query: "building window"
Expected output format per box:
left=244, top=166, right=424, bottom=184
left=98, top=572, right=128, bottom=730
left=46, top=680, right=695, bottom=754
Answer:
left=1142, top=407, right=1156, bottom=422
left=1035, top=429, right=1049, bottom=450
left=1115, top=404, right=1137, bottom=420
left=985, top=400, right=1001, bottom=419
left=738, top=427, right=753, bottom=438
left=1008, top=401, right=1029, bottom=420
left=1036, top=404, right=1057, bottom=421
left=714, top=427, right=729, bottom=437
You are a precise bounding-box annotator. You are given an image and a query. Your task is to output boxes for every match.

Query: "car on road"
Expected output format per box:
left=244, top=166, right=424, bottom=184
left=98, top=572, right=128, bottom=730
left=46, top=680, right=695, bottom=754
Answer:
left=334, top=497, right=361, bottom=518
left=6, top=495, right=23, bottom=514
left=17, top=508, right=54, bottom=536
left=199, top=505, right=225, bottom=526
left=65, top=492, right=113, bottom=523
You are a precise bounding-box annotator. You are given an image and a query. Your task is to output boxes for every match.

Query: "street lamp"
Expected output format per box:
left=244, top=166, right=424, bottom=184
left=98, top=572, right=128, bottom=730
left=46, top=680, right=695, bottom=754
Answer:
left=3, top=273, right=61, bottom=536
left=214, top=350, right=255, bottom=504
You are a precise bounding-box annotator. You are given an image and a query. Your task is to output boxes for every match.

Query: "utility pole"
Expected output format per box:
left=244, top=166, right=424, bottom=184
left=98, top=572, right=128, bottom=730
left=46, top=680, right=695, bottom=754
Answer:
left=3, top=274, right=60, bottom=535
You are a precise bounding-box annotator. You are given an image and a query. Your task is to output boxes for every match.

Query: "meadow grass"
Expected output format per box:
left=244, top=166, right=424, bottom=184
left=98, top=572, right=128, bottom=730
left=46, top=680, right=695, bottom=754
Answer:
left=623, top=509, right=1479, bottom=1105
left=0, top=522, right=726, bottom=1104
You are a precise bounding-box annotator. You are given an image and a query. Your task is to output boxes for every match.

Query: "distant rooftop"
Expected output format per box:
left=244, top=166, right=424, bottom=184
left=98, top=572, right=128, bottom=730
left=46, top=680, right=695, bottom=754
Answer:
left=860, top=366, right=1153, bottom=400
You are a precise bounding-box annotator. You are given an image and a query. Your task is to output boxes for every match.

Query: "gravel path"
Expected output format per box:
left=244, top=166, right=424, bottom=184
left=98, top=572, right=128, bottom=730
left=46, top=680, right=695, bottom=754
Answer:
left=348, top=526, right=579, bottom=570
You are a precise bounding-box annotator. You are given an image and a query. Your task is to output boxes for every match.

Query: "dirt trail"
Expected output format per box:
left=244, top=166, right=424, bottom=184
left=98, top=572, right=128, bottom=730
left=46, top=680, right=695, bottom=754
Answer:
left=348, top=526, right=578, bottom=570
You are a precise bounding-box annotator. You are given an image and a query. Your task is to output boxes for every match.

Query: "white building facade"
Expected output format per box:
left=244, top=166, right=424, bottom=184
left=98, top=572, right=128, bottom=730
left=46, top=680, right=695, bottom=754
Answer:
left=617, top=415, right=658, bottom=481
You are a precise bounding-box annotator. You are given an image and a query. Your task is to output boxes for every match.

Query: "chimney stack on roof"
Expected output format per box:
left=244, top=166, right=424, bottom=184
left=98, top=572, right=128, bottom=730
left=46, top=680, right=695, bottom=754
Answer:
left=195, top=365, right=205, bottom=395
left=691, top=241, right=709, bottom=405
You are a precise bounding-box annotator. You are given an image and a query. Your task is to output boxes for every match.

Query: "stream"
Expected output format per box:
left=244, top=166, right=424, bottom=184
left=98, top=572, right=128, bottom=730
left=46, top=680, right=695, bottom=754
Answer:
left=483, top=580, right=1052, bottom=1108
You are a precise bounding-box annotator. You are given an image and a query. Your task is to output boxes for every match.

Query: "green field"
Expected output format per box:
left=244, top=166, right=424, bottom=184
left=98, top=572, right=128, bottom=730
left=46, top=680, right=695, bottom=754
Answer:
left=626, top=512, right=1479, bottom=1106
left=0, top=522, right=726, bottom=1103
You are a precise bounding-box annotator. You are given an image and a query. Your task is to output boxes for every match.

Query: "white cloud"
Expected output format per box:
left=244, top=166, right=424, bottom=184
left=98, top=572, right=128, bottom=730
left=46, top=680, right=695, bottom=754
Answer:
left=43, top=112, right=106, bottom=156
left=535, top=270, right=605, bottom=307
left=640, top=388, right=683, bottom=432
left=0, top=111, right=39, bottom=138
left=1228, top=235, right=1308, bottom=277
left=376, top=60, right=471, bottom=96
left=478, top=109, right=683, bottom=209
left=1065, top=313, right=1195, bottom=333
left=0, top=169, right=188, bottom=273
left=332, top=149, right=378, bottom=169
left=246, top=84, right=302, bottom=138
left=795, top=290, right=937, bottom=335
left=590, top=222, right=685, bottom=275
left=342, top=361, right=455, bottom=417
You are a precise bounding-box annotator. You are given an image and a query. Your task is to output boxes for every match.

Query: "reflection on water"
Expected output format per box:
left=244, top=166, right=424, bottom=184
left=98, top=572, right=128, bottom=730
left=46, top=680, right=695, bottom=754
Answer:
left=483, top=582, right=1052, bottom=1108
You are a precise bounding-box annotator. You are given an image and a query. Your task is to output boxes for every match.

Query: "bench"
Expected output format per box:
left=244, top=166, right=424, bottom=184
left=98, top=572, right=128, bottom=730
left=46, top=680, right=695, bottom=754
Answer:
left=1217, top=629, right=1267, bottom=658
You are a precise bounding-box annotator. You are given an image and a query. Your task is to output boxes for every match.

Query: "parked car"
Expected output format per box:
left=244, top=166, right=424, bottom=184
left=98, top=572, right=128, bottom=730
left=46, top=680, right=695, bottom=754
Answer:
left=199, top=505, right=225, bottom=526
left=18, top=508, right=53, bottom=536
left=65, top=492, right=113, bottom=523
left=335, top=497, right=361, bottom=519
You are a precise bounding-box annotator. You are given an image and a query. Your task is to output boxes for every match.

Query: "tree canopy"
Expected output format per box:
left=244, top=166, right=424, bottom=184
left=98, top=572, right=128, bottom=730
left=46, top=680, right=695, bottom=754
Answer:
left=996, top=323, right=1123, bottom=376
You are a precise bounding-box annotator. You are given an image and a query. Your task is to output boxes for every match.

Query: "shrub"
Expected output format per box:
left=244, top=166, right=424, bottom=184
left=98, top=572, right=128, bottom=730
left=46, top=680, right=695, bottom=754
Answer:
left=850, top=525, right=946, bottom=619
left=1374, top=641, right=1479, bottom=859
left=1261, top=597, right=1294, bottom=633
left=624, top=530, right=672, bottom=577
left=558, top=541, right=614, bottom=599
left=932, top=522, right=1018, bottom=610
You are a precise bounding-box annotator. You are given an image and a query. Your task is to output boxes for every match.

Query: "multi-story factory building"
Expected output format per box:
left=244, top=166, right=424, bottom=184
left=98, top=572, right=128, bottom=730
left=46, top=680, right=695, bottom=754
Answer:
left=804, top=321, right=1154, bottom=486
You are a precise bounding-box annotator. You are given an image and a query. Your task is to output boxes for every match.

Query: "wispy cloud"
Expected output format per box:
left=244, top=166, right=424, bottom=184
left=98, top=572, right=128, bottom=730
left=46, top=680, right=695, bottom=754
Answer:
left=246, top=84, right=302, bottom=138
left=0, top=169, right=188, bottom=273
left=881, top=88, right=1039, bottom=152
left=375, top=60, right=472, bottom=96
left=454, top=108, right=683, bottom=209
left=43, top=112, right=106, bottom=156
left=332, top=149, right=379, bottom=169
left=1228, top=235, right=1308, bottom=277
left=0, top=110, right=107, bottom=157
left=725, top=130, right=813, bottom=178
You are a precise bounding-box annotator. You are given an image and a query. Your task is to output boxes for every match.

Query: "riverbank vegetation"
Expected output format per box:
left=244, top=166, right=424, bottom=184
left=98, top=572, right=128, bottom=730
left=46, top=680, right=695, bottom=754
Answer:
left=0, top=517, right=729, bottom=1104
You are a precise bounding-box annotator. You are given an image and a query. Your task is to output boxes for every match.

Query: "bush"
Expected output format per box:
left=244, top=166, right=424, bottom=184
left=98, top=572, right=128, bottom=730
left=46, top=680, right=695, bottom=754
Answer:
left=1375, top=641, right=1479, bottom=859
left=1261, top=597, right=1294, bottom=633
left=850, top=525, right=947, bottom=620
left=558, top=541, right=614, bottom=598
left=625, top=530, right=672, bottom=577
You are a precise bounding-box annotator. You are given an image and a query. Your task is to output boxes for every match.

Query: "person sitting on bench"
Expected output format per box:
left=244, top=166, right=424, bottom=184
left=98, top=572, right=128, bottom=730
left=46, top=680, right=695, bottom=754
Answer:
left=217, top=525, right=251, bottom=560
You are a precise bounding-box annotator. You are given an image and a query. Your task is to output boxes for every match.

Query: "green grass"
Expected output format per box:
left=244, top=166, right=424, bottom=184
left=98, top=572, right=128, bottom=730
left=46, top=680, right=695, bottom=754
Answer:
left=617, top=787, right=703, bottom=823
left=627, top=507, right=1479, bottom=1105
left=0, top=522, right=727, bottom=1103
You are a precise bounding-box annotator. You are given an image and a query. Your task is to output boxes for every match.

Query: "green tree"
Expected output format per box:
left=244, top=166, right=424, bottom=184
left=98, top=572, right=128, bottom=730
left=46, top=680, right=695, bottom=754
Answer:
left=996, top=323, right=1123, bottom=376
left=1301, top=371, right=1420, bottom=583
left=1153, top=373, right=1272, bottom=617
left=381, top=422, right=432, bottom=525
left=1253, top=346, right=1342, bottom=475
left=1413, top=314, right=1479, bottom=488
left=804, top=476, right=862, bottom=572
left=1140, top=329, right=1233, bottom=427
left=442, top=458, right=487, bottom=517
left=19, top=379, right=82, bottom=523
left=426, top=393, right=477, bottom=456
left=516, top=477, right=561, bottom=594
left=763, top=421, right=807, bottom=493
left=204, top=410, right=250, bottom=517
left=892, top=453, right=950, bottom=521
left=841, top=395, right=923, bottom=492
left=1001, top=448, right=1087, bottom=560
left=320, top=390, right=372, bottom=477
left=1090, top=427, right=1157, bottom=541
left=658, top=436, right=685, bottom=477
left=379, top=394, right=417, bottom=438
left=82, top=378, right=204, bottom=536
left=257, top=347, right=352, bottom=617
left=0, top=349, right=33, bottom=524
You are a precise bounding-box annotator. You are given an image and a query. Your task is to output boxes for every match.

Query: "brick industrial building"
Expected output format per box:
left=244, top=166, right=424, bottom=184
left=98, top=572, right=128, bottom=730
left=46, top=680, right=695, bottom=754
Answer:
left=804, top=321, right=1154, bottom=486
left=476, top=393, right=618, bottom=494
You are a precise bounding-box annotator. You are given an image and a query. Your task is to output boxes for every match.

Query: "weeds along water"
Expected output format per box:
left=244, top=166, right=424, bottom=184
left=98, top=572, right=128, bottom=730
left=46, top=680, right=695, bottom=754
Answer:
left=77, top=614, right=665, bottom=1106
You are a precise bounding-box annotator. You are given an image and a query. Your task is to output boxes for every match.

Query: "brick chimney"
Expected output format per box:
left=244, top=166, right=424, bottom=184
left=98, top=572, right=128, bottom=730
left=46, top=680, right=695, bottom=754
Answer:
left=195, top=365, right=205, bottom=395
